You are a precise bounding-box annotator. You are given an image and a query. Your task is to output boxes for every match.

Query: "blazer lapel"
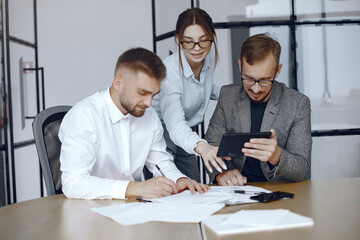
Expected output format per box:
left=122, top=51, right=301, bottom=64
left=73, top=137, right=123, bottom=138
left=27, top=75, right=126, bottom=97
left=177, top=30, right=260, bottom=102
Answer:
left=238, top=88, right=251, bottom=133
left=261, top=104, right=278, bottom=131
left=261, top=81, right=281, bottom=132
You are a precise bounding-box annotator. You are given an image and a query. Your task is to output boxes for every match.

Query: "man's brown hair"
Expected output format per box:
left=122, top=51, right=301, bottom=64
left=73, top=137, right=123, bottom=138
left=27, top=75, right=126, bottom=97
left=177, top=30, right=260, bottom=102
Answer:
left=240, top=33, right=281, bottom=69
left=114, top=47, right=166, bottom=81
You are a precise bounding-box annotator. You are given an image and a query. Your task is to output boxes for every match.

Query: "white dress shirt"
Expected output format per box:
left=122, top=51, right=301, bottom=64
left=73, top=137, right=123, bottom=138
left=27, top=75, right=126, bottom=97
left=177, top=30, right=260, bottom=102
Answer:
left=59, top=88, right=186, bottom=200
left=152, top=48, right=220, bottom=154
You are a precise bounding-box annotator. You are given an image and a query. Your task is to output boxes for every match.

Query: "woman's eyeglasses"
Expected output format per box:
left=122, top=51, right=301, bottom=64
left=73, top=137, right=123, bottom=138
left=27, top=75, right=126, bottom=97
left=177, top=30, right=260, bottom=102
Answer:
left=180, top=40, right=212, bottom=50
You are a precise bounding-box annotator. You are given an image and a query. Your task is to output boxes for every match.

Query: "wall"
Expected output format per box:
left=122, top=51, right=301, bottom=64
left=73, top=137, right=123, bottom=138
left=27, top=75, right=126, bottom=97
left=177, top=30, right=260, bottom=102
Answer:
left=38, top=0, right=154, bottom=107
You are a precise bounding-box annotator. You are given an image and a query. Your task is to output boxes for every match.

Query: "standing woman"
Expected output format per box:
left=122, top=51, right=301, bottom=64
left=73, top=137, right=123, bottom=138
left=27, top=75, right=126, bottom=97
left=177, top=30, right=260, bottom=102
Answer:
left=152, top=8, right=227, bottom=182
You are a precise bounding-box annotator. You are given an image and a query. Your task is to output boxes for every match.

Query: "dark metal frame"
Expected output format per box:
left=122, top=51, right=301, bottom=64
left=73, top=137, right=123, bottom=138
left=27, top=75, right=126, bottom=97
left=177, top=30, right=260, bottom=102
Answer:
left=151, top=0, right=360, bottom=182
left=1, top=0, right=44, bottom=204
left=0, top=0, right=10, bottom=206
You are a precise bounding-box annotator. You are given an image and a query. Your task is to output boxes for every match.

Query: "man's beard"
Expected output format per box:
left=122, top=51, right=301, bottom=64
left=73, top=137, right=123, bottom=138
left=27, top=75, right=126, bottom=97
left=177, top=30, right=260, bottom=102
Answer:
left=120, top=95, right=147, bottom=117
left=249, top=85, right=273, bottom=103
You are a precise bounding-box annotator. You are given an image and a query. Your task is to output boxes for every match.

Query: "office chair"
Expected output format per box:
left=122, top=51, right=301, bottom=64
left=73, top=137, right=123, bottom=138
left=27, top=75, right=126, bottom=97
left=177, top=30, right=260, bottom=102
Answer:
left=32, top=105, right=71, bottom=196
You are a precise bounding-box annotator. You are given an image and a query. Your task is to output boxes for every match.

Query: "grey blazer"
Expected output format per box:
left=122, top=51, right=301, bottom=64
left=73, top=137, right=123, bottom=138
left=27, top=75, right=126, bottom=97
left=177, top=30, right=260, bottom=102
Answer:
left=205, top=81, right=312, bottom=183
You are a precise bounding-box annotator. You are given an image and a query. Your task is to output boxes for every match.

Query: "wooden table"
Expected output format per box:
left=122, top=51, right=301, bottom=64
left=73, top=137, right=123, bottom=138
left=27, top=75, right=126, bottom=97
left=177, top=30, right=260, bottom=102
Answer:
left=0, top=178, right=359, bottom=240
left=205, top=178, right=360, bottom=240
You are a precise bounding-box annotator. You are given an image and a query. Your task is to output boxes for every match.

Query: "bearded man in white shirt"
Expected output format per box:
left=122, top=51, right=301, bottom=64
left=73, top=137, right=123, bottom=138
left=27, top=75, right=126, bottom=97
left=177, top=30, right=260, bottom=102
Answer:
left=59, top=48, right=209, bottom=200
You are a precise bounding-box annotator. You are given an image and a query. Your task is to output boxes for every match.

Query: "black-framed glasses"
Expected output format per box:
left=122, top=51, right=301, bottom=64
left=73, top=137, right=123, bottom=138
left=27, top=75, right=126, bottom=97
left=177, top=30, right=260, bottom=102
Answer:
left=241, top=65, right=278, bottom=87
left=180, top=40, right=212, bottom=50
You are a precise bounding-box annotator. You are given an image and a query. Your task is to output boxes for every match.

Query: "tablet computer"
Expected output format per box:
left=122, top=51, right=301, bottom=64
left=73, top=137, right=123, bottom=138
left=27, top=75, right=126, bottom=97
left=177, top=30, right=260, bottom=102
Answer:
left=216, top=132, right=271, bottom=157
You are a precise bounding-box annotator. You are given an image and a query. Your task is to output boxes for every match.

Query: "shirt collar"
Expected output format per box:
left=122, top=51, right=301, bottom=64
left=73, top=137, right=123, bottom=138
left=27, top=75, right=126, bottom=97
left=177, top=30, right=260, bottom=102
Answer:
left=102, top=87, right=129, bottom=124
left=203, top=49, right=212, bottom=70
left=180, top=49, right=212, bottom=79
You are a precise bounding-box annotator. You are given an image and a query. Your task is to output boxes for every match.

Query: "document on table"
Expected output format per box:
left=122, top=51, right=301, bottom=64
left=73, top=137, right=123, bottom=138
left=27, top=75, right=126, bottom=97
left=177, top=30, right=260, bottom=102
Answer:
left=146, top=185, right=271, bottom=205
left=90, top=185, right=272, bottom=226
left=202, top=209, right=314, bottom=235
left=90, top=202, right=224, bottom=225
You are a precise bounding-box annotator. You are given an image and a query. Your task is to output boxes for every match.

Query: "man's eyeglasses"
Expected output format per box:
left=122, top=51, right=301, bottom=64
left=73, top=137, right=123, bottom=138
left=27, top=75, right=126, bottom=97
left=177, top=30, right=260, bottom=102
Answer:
left=241, top=66, right=278, bottom=87
left=241, top=79, right=274, bottom=87
left=180, top=40, right=212, bottom=50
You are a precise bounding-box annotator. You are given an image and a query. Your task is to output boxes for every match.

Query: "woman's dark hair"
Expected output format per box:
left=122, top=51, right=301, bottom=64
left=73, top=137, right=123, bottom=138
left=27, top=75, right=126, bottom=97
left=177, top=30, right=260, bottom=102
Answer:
left=175, top=8, right=218, bottom=70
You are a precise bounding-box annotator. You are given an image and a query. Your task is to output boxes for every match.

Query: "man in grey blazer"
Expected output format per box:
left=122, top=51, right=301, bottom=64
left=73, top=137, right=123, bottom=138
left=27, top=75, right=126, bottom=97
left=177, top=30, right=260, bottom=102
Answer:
left=205, top=33, right=312, bottom=185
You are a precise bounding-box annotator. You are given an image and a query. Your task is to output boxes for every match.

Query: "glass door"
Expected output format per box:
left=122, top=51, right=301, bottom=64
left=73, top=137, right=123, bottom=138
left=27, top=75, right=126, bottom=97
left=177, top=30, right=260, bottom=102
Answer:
left=1, top=0, right=41, bottom=204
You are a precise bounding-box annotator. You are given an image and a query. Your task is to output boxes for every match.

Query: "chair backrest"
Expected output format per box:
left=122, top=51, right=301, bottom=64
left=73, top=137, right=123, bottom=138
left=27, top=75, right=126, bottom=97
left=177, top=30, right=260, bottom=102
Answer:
left=32, top=105, right=71, bottom=196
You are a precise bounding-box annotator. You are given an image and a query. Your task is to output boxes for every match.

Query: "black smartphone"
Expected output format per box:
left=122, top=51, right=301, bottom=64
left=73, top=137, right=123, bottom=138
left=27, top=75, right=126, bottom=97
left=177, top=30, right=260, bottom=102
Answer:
left=216, top=132, right=271, bottom=157
left=250, top=191, right=294, bottom=203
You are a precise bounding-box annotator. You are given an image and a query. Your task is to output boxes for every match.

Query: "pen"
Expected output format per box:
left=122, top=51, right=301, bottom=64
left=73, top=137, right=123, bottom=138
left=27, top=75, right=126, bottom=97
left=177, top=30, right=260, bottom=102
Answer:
left=234, top=190, right=264, bottom=195
left=156, top=164, right=165, bottom=177
left=136, top=197, right=152, bottom=203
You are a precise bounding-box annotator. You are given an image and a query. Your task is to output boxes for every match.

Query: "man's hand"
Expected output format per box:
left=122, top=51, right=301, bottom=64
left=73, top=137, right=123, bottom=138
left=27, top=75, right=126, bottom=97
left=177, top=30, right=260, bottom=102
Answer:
left=176, top=177, right=210, bottom=194
left=125, top=176, right=178, bottom=199
left=195, top=141, right=230, bottom=173
left=216, top=169, right=247, bottom=186
left=242, top=129, right=281, bottom=166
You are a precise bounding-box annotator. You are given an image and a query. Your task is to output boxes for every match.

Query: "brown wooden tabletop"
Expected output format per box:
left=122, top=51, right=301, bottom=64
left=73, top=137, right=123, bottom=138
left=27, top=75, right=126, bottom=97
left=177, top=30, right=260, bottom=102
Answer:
left=1, top=178, right=359, bottom=240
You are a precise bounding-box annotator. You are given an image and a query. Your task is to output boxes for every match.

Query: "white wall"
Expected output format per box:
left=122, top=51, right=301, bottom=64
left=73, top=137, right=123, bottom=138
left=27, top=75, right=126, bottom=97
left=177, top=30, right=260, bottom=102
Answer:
left=38, top=0, right=154, bottom=107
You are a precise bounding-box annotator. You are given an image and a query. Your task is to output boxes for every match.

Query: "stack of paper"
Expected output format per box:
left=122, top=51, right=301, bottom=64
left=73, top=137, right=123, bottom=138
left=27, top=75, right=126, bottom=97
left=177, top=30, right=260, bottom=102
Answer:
left=90, top=186, right=274, bottom=226
left=91, top=202, right=224, bottom=225
left=202, top=209, right=314, bottom=235
left=146, top=185, right=271, bottom=205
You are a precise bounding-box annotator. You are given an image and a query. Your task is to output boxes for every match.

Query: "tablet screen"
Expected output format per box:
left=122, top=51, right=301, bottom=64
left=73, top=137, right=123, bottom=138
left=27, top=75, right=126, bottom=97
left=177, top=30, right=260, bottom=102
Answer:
left=216, top=132, right=271, bottom=157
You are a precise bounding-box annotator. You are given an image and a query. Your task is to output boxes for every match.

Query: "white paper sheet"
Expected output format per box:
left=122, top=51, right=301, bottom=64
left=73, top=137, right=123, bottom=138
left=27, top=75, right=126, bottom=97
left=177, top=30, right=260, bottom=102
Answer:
left=90, top=202, right=225, bottom=225
left=202, top=209, right=314, bottom=235
left=222, top=209, right=290, bottom=226
left=146, top=185, right=271, bottom=205
left=90, top=186, right=272, bottom=226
